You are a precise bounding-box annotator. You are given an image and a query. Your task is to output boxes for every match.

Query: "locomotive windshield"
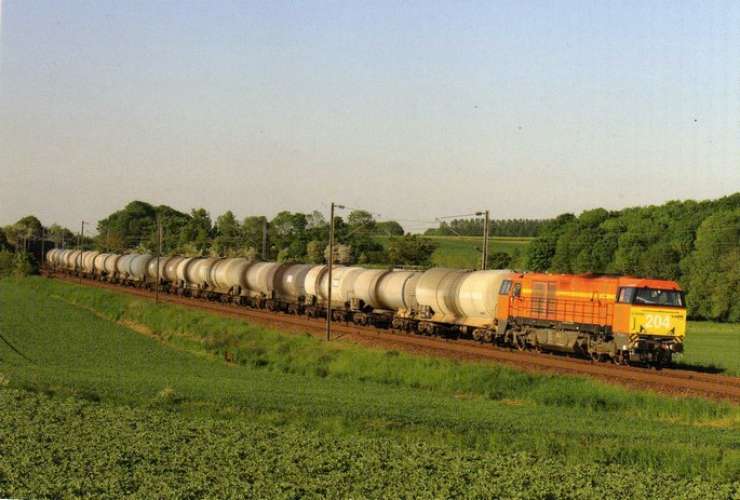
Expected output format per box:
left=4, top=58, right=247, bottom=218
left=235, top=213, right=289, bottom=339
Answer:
left=618, top=287, right=684, bottom=307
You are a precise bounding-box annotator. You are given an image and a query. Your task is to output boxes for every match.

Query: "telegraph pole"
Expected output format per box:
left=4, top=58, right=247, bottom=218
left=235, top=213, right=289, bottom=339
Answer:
left=481, top=210, right=490, bottom=270
left=78, top=221, right=85, bottom=284
left=41, top=230, right=46, bottom=271
left=325, top=202, right=346, bottom=341
left=261, top=219, right=268, bottom=260
left=155, top=217, right=162, bottom=304
left=326, top=203, right=336, bottom=341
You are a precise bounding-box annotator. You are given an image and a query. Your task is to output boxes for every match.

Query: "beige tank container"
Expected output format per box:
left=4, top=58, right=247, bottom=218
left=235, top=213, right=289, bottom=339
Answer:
left=376, top=270, right=422, bottom=311
left=176, top=257, right=201, bottom=284
left=93, top=253, right=110, bottom=274
left=415, top=268, right=468, bottom=322
left=455, top=270, right=512, bottom=327
left=351, top=269, right=390, bottom=309
left=146, top=256, right=173, bottom=282
left=81, top=251, right=100, bottom=273
left=327, top=266, right=365, bottom=306
left=210, top=258, right=253, bottom=293
left=58, top=250, right=72, bottom=268
left=188, top=257, right=220, bottom=286
left=116, top=254, right=139, bottom=276
left=50, top=249, right=62, bottom=267
left=276, top=264, right=314, bottom=300
left=163, top=256, right=185, bottom=282
left=67, top=250, right=83, bottom=270
left=45, top=249, right=57, bottom=267
left=103, top=254, right=121, bottom=274
left=245, top=262, right=285, bottom=296
left=129, top=254, right=154, bottom=282
left=304, top=265, right=328, bottom=300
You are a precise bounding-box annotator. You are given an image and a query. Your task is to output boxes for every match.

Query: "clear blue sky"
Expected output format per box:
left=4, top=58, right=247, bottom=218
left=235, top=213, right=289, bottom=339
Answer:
left=1, top=1, right=738, bottom=231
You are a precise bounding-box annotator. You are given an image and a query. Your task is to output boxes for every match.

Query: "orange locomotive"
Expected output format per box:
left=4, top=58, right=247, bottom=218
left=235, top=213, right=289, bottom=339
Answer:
left=495, top=273, right=686, bottom=366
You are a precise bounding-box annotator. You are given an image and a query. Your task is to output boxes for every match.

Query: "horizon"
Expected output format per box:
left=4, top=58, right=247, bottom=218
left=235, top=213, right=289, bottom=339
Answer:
left=1, top=1, right=739, bottom=231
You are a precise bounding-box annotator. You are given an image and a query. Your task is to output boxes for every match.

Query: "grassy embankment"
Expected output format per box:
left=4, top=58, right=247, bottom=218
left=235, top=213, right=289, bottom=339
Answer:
left=0, top=277, right=738, bottom=497
left=681, top=321, right=740, bottom=376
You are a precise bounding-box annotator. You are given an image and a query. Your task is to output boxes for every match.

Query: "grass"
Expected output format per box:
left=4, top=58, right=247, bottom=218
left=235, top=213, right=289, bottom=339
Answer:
left=0, top=277, right=738, bottom=497
left=375, top=235, right=532, bottom=268
left=678, top=321, right=740, bottom=376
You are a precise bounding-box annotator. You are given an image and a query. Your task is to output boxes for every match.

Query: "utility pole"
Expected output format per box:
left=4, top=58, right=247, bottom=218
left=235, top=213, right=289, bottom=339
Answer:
left=326, top=203, right=336, bottom=341
left=78, top=221, right=85, bottom=284
left=261, top=219, right=268, bottom=260
left=325, top=202, right=345, bottom=341
left=41, top=230, right=46, bottom=271
left=155, top=217, right=162, bottom=304
left=481, top=209, right=490, bottom=270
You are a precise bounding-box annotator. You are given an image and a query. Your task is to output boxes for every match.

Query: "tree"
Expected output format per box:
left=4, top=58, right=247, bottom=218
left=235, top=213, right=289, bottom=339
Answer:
left=387, top=235, right=437, bottom=266
left=306, top=240, right=325, bottom=264
left=178, top=208, right=213, bottom=254
left=487, top=252, right=512, bottom=269
left=325, top=243, right=353, bottom=265
left=681, top=209, right=740, bottom=321
left=375, top=220, right=405, bottom=236
left=269, top=211, right=309, bottom=261
left=4, top=216, right=44, bottom=249
left=242, top=216, right=268, bottom=256
left=213, top=211, right=242, bottom=255
left=47, top=224, right=75, bottom=249
left=525, top=214, right=576, bottom=271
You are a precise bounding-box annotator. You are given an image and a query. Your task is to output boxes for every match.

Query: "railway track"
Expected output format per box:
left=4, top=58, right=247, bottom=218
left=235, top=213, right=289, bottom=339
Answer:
left=49, top=273, right=740, bottom=403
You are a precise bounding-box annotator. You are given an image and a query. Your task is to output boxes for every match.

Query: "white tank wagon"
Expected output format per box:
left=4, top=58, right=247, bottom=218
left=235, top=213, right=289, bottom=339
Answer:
left=49, top=249, right=62, bottom=268
left=128, top=254, right=154, bottom=283
left=115, top=254, right=138, bottom=282
left=146, top=255, right=176, bottom=285
left=180, top=257, right=221, bottom=296
left=93, top=253, right=112, bottom=277
left=81, top=251, right=100, bottom=276
left=243, top=262, right=292, bottom=308
left=45, top=249, right=58, bottom=268
left=161, top=256, right=184, bottom=282
left=268, top=263, right=314, bottom=313
left=349, top=268, right=420, bottom=326
left=103, top=254, right=122, bottom=280
left=174, top=257, right=202, bottom=292
left=58, top=250, right=73, bottom=269
left=454, top=270, right=511, bottom=339
left=209, top=258, right=254, bottom=298
left=414, top=268, right=468, bottom=325
left=66, top=250, right=83, bottom=271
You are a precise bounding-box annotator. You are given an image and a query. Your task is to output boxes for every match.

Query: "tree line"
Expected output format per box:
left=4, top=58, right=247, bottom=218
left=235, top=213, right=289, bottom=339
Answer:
left=0, top=201, right=436, bottom=269
left=524, top=193, right=740, bottom=322
left=425, top=218, right=548, bottom=237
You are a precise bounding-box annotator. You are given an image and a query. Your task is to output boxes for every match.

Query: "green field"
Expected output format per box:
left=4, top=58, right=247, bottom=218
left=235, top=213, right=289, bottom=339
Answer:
left=377, top=235, right=532, bottom=268
left=0, top=277, right=738, bottom=497
left=681, top=322, right=740, bottom=376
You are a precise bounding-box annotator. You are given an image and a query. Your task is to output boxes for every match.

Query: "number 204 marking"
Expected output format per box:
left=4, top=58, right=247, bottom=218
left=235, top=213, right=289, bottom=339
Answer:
left=644, top=314, right=671, bottom=329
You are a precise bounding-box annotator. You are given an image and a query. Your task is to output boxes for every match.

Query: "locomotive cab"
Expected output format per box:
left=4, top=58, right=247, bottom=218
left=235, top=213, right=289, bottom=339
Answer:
left=613, top=285, right=687, bottom=361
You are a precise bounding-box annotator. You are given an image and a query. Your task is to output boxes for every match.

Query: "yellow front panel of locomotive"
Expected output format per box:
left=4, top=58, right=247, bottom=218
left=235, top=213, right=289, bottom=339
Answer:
left=629, top=307, right=687, bottom=337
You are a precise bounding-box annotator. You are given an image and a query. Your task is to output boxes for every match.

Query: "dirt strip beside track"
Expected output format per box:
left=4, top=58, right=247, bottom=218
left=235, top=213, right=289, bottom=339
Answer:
left=49, top=273, right=740, bottom=403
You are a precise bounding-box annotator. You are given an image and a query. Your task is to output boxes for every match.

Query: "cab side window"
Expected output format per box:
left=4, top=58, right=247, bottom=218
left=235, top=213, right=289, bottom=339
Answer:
left=499, top=280, right=512, bottom=295
left=618, top=287, right=635, bottom=304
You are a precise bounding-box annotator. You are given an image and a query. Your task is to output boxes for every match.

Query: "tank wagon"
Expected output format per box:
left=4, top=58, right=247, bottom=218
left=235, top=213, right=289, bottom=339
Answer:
left=50, top=251, right=687, bottom=366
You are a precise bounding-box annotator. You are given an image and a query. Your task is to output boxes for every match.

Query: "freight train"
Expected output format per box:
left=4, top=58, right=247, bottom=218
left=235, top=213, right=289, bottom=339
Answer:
left=45, top=249, right=687, bottom=367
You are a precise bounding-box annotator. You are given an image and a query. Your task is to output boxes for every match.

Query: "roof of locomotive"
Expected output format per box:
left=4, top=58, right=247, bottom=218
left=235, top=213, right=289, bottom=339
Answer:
left=508, top=272, right=682, bottom=291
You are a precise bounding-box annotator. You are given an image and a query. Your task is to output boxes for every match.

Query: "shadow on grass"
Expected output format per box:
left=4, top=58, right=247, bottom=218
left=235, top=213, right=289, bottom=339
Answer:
left=671, top=361, right=726, bottom=374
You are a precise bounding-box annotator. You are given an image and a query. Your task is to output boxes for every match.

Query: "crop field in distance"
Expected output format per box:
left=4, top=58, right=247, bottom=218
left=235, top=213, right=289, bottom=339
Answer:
left=376, top=235, right=533, bottom=268
left=0, top=277, right=738, bottom=498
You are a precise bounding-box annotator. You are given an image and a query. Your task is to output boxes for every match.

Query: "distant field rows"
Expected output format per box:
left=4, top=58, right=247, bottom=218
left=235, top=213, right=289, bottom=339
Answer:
left=376, top=235, right=533, bottom=268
